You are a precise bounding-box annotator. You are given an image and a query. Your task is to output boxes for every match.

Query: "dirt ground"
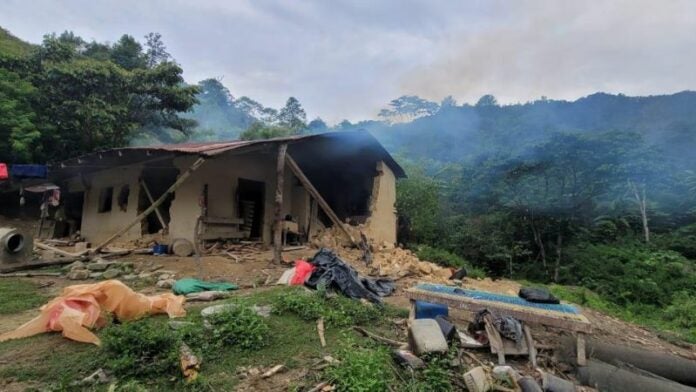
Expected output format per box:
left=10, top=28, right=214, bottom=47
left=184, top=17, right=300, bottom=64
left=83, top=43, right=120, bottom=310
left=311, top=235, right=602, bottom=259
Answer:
left=4, top=245, right=694, bottom=362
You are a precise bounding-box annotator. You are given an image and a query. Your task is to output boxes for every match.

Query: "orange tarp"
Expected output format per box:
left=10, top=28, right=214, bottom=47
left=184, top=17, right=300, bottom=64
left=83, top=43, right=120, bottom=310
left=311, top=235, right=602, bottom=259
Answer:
left=0, top=280, right=186, bottom=345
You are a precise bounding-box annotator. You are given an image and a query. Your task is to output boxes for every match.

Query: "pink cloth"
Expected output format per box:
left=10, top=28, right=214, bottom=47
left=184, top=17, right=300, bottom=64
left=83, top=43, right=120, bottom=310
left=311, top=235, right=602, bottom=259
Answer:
left=290, top=260, right=315, bottom=285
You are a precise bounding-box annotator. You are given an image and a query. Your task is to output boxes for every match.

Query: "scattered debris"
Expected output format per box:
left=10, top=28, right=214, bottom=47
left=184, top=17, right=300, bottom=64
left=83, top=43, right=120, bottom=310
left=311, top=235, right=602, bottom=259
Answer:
left=179, top=343, right=201, bottom=382
left=261, top=364, right=285, bottom=378
left=317, top=317, right=326, bottom=348
left=464, top=366, right=492, bottom=392
left=71, top=368, right=112, bottom=386
left=186, top=290, right=232, bottom=302
left=200, top=304, right=272, bottom=318
left=393, top=349, right=425, bottom=369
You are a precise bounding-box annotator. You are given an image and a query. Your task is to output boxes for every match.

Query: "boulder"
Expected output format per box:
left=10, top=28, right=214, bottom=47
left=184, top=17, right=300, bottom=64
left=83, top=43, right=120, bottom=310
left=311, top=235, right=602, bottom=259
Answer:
left=86, top=262, right=109, bottom=271
left=156, top=279, right=176, bottom=289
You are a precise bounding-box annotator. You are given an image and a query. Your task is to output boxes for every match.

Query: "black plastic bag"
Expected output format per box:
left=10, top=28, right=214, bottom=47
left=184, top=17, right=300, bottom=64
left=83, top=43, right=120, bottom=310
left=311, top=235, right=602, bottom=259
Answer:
left=306, top=248, right=395, bottom=303
left=519, top=287, right=560, bottom=304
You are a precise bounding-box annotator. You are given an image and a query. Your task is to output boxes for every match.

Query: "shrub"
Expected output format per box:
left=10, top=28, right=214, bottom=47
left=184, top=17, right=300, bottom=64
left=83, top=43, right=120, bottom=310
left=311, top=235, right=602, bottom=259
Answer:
left=409, top=356, right=453, bottom=392
left=325, top=336, right=395, bottom=392
left=663, top=291, right=696, bottom=329
left=101, top=320, right=181, bottom=378
left=273, top=289, right=383, bottom=327
left=206, top=305, right=270, bottom=350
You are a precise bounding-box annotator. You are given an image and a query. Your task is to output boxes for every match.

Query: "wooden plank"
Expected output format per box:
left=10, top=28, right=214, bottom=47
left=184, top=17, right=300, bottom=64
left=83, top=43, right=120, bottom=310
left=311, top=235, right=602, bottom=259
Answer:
left=273, top=144, right=288, bottom=264
left=140, top=180, right=168, bottom=231
left=286, top=155, right=356, bottom=246
left=405, top=288, right=592, bottom=333
left=484, top=314, right=506, bottom=365
left=199, top=230, right=246, bottom=240
left=202, top=216, right=244, bottom=225
left=524, top=325, right=537, bottom=367
left=577, top=332, right=587, bottom=366
left=92, top=157, right=207, bottom=253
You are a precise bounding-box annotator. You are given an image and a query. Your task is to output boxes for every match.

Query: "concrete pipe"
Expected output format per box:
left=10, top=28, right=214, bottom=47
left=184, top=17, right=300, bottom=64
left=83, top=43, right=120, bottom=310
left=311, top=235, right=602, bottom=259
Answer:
left=0, top=227, right=32, bottom=265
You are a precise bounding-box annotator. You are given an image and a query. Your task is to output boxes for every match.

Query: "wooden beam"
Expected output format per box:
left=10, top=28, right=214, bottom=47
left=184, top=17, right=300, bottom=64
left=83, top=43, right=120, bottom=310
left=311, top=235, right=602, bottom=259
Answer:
left=140, top=179, right=168, bottom=232
left=91, top=157, right=206, bottom=253
left=285, top=155, right=356, bottom=246
left=273, top=144, right=288, bottom=263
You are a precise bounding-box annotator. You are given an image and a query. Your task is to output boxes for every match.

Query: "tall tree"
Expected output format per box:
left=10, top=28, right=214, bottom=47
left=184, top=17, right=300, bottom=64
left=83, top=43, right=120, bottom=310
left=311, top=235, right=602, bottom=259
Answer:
left=144, top=32, right=171, bottom=67
left=277, top=97, right=306, bottom=131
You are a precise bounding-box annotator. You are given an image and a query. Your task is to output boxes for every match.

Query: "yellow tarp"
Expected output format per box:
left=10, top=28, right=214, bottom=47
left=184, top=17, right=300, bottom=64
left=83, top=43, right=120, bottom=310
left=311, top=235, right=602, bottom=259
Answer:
left=0, top=280, right=186, bottom=345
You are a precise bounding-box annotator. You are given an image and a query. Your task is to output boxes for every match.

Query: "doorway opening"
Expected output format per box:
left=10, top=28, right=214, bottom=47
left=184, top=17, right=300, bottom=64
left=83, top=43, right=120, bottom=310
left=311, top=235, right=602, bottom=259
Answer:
left=237, top=178, right=265, bottom=240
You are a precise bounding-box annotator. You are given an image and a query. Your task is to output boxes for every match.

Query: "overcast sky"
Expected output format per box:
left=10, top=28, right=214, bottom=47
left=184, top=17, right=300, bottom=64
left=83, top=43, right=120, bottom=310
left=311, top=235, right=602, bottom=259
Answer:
left=1, top=0, right=695, bottom=123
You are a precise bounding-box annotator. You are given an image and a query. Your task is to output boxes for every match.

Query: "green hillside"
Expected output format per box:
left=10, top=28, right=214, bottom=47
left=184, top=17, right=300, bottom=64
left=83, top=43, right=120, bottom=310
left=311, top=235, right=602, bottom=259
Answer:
left=0, top=27, right=34, bottom=57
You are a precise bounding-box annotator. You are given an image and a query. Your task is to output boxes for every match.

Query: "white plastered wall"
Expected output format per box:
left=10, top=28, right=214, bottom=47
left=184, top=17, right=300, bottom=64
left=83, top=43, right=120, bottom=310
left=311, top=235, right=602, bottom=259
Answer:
left=168, top=151, right=309, bottom=244
left=365, top=161, right=397, bottom=244
left=78, top=166, right=142, bottom=244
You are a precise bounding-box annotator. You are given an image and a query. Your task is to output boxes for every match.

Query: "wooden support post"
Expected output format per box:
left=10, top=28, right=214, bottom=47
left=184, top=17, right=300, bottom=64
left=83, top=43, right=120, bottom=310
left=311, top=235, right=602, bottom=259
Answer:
left=140, top=179, right=168, bottom=232
left=523, top=325, right=537, bottom=367
left=91, top=157, right=206, bottom=253
left=408, top=299, right=417, bottom=321
left=273, top=144, right=288, bottom=264
left=577, top=332, right=587, bottom=366
left=285, top=155, right=357, bottom=246
left=484, top=314, right=506, bottom=365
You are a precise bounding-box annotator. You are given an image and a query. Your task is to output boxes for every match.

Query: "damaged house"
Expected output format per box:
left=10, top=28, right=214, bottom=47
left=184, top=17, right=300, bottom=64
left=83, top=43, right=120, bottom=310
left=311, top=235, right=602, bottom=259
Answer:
left=49, top=131, right=405, bottom=254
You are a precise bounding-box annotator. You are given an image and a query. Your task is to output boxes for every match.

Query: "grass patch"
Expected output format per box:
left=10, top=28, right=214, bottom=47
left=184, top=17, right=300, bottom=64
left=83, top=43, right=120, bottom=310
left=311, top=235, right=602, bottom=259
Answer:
left=0, top=279, right=49, bottom=314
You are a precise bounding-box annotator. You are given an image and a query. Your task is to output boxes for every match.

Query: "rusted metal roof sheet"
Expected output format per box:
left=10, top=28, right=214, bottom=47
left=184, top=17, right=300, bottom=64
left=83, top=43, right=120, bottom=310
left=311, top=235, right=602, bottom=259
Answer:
left=51, top=131, right=406, bottom=178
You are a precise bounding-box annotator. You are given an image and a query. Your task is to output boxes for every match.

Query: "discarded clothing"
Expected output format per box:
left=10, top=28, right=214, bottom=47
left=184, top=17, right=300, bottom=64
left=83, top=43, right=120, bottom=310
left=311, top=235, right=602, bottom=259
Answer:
left=305, top=248, right=395, bottom=303
left=0, top=163, right=8, bottom=180
left=518, top=287, right=560, bottom=304
left=10, top=164, right=47, bottom=178
left=290, top=260, right=315, bottom=285
left=0, top=280, right=186, bottom=345
left=172, top=278, right=238, bottom=295
left=472, top=309, right=523, bottom=342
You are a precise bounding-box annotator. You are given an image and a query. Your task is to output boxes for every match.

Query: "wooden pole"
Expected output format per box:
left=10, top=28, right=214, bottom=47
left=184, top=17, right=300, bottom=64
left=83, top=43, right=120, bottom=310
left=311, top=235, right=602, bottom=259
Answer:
left=91, top=157, right=206, bottom=253
left=273, top=144, right=288, bottom=263
left=285, top=155, right=356, bottom=246
left=140, top=179, right=168, bottom=232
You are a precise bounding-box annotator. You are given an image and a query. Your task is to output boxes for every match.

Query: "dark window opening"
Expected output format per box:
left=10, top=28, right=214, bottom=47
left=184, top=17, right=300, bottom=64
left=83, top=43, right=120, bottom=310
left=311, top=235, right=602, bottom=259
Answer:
left=117, top=185, right=130, bottom=212
left=237, top=178, right=265, bottom=240
left=98, top=187, right=113, bottom=213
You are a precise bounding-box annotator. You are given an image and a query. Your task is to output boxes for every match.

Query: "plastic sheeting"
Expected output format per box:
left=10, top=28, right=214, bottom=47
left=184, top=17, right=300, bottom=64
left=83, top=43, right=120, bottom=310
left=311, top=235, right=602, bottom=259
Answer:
left=10, top=164, right=47, bottom=178
left=306, top=248, right=395, bottom=303
left=518, top=287, right=560, bottom=304
left=472, top=309, right=523, bottom=342
left=0, top=280, right=186, bottom=345
left=172, top=278, right=238, bottom=295
left=290, top=260, right=315, bottom=285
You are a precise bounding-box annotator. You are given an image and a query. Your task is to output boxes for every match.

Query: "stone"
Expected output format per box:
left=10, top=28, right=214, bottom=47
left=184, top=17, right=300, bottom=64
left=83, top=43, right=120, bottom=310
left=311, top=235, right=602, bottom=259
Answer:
left=201, top=304, right=272, bottom=318
left=89, top=272, right=103, bottom=279
left=86, top=262, right=109, bottom=271
left=156, top=279, right=176, bottom=289
left=63, top=260, right=85, bottom=272
left=67, top=269, right=91, bottom=280
left=122, top=274, right=137, bottom=281
left=138, top=272, right=154, bottom=280
left=102, top=269, right=121, bottom=279
left=408, top=319, right=448, bottom=355
left=187, top=291, right=231, bottom=302
left=158, top=273, right=171, bottom=280
left=148, top=264, right=164, bottom=272
left=393, top=349, right=426, bottom=369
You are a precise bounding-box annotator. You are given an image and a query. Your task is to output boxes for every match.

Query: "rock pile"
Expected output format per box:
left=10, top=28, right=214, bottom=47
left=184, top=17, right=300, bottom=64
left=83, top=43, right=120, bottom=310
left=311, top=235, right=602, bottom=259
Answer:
left=61, top=258, right=177, bottom=286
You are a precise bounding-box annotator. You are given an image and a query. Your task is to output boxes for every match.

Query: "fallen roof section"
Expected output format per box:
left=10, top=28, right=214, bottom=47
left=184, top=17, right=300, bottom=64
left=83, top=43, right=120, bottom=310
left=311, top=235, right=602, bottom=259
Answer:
left=50, top=130, right=406, bottom=180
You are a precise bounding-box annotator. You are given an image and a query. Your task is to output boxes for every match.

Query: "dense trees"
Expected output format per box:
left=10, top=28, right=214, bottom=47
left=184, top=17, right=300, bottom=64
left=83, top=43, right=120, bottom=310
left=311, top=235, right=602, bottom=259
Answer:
left=0, top=30, right=198, bottom=161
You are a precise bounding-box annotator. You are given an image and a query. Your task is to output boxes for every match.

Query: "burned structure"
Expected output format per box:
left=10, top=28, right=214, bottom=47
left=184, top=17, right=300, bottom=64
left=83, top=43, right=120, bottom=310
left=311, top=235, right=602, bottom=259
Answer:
left=49, top=131, right=405, bottom=253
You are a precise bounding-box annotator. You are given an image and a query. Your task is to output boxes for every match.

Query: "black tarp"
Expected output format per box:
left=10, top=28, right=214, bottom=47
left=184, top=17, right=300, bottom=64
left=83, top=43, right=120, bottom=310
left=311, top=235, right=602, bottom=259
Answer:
left=306, top=248, right=395, bottom=303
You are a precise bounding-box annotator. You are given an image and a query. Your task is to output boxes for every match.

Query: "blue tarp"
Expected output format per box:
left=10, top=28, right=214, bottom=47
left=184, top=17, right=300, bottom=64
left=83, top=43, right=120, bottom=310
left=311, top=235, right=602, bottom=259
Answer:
left=10, top=164, right=47, bottom=178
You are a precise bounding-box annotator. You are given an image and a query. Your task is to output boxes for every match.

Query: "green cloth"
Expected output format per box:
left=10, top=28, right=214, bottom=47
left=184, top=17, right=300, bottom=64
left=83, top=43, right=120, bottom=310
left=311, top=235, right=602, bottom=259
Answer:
left=172, top=278, right=238, bottom=295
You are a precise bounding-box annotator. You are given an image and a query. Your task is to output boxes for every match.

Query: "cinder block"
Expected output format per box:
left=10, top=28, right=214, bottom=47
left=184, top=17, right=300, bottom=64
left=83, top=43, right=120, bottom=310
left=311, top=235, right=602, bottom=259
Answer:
left=408, top=319, right=448, bottom=355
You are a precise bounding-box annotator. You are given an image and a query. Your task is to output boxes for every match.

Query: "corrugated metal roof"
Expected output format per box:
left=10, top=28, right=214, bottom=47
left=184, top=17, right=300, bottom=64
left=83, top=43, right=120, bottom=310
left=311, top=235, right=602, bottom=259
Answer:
left=51, top=131, right=406, bottom=178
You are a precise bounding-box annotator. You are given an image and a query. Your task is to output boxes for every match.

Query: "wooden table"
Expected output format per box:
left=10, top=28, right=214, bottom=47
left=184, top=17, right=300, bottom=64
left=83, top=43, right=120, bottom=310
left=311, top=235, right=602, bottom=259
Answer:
left=405, top=284, right=592, bottom=365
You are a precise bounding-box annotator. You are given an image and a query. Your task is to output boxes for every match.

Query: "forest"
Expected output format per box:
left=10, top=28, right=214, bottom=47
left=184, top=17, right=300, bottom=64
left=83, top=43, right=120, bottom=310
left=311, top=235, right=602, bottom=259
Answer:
left=2, top=28, right=695, bottom=341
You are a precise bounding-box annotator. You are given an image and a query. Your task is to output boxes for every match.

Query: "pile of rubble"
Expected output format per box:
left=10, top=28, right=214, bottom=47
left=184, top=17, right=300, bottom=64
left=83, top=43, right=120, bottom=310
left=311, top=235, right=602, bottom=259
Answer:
left=62, top=259, right=177, bottom=288
left=310, top=226, right=453, bottom=283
